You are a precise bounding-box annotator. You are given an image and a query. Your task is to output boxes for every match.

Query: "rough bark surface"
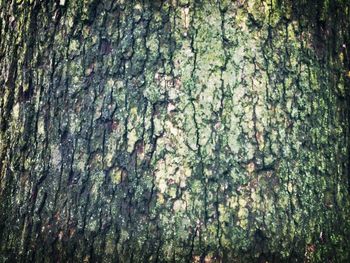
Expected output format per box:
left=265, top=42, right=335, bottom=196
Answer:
left=1, top=0, right=350, bottom=262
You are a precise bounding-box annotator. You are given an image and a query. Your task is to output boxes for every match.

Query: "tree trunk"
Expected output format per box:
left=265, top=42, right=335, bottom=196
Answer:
left=1, top=0, right=350, bottom=262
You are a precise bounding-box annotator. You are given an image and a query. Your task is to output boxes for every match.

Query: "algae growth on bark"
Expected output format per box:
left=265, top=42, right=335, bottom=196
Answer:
left=0, top=0, right=350, bottom=262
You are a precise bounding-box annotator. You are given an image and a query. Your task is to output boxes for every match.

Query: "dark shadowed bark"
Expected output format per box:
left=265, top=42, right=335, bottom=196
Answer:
left=1, top=0, right=350, bottom=262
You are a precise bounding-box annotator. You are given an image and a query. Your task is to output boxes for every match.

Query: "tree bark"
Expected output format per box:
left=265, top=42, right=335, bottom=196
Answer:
left=0, top=0, right=350, bottom=262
